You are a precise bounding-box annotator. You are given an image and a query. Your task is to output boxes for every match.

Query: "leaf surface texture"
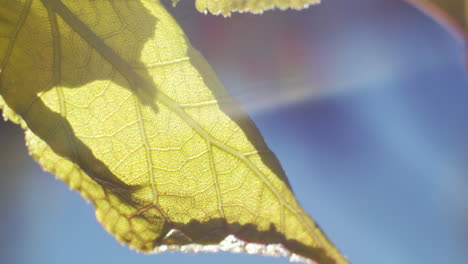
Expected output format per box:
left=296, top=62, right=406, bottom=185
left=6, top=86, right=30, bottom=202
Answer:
left=0, top=1, right=346, bottom=263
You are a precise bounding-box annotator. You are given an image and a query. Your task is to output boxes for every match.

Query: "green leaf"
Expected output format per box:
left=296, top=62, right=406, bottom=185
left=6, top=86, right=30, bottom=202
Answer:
left=0, top=0, right=347, bottom=263
left=178, top=0, right=320, bottom=17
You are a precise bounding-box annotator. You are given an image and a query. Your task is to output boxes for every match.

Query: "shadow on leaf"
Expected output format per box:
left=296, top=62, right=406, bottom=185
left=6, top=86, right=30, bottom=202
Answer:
left=0, top=0, right=159, bottom=198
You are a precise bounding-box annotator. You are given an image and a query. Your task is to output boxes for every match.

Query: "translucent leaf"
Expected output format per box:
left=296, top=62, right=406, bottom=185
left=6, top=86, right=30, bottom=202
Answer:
left=0, top=0, right=347, bottom=263
left=176, top=0, right=321, bottom=17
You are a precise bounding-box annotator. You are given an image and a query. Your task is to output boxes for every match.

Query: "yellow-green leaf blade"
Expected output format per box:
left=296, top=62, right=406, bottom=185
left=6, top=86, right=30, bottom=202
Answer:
left=183, top=0, right=320, bottom=16
left=0, top=0, right=347, bottom=263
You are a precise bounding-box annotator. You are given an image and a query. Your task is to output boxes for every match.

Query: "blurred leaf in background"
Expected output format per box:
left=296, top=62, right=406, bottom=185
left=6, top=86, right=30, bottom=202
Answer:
left=175, top=0, right=320, bottom=16
left=407, top=0, right=467, bottom=53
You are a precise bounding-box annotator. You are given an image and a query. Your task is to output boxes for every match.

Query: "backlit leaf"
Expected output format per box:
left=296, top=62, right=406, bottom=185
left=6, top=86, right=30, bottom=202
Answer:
left=0, top=0, right=347, bottom=263
left=176, top=0, right=320, bottom=17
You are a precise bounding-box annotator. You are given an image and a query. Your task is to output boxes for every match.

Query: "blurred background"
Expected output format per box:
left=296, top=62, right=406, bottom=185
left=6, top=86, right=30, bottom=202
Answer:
left=1, top=0, right=467, bottom=263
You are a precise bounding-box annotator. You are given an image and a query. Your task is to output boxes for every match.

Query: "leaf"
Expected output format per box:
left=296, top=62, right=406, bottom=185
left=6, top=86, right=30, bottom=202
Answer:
left=175, top=0, right=321, bottom=17
left=0, top=0, right=347, bottom=263
left=407, top=0, right=468, bottom=45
